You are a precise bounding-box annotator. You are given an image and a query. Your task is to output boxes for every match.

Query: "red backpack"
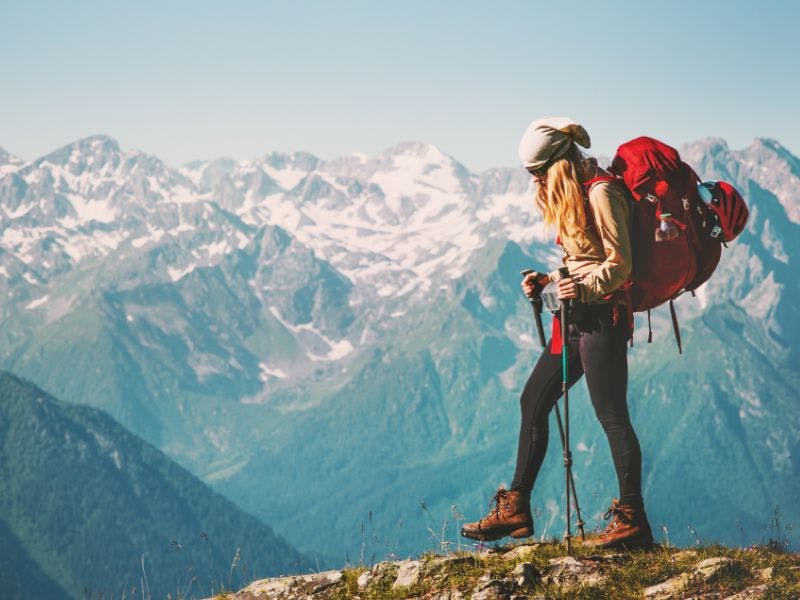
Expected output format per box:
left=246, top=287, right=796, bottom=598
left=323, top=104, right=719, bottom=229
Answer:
left=585, top=137, right=748, bottom=353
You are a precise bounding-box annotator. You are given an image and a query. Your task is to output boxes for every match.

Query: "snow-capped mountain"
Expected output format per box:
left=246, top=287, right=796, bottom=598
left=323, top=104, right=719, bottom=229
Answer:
left=0, top=135, right=556, bottom=391
left=679, top=138, right=798, bottom=335
left=0, top=147, right=24, bottom=177
left=683, top=137, right=800, bottom=225
left=0, top=135, right=251, bottom=285
left=203, top=139, right=550, bottom=307
left=1, top=136, right=552, bottom=299
left=1, top=135, right=797, bottom=563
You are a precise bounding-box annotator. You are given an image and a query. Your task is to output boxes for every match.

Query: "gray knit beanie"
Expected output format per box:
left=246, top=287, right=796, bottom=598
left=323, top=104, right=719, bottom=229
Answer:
left=517, top=117, right=591, bottom=171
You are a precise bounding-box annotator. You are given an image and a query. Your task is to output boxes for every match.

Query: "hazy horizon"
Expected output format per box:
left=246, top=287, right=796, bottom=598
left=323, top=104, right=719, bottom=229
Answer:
left=1, top=131, right=790, bottom=175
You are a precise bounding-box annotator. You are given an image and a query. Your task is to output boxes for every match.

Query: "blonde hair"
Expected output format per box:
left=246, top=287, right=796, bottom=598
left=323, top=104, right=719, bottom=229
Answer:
left=534, top=144, right=592, bottom=241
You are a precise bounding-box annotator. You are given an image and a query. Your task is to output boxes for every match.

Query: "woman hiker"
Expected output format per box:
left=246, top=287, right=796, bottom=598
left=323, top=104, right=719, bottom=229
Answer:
left=461, top=117, right=653, bottom=549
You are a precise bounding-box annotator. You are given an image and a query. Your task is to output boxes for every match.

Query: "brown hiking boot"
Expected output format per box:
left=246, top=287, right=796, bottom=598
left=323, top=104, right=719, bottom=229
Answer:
left=461, top=487, right=534, bottom=541
left=582, top=499, right=654, bottom=549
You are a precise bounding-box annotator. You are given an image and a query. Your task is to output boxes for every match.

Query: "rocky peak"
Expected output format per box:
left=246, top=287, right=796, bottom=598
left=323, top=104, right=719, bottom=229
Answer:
left=735, top=138, right=800, bottom=224
left=0, top=146, right=23, bottom=165
left=383, top=140, right=448, bottom=159
left=747, top=137, right=794, bottom=159
left=681, top=137, right=731, bottom=168
left=263, top=150, right=320, bottom=172
left=0, top=147, right=24, bottom=178
left=33, top=134, right=121, bottom=170
left=180, top=157, right=239, bottom=190
left=475, top=167, right=531, bottom=198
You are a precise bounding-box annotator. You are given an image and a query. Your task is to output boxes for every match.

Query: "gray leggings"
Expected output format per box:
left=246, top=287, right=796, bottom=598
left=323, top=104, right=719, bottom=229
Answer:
left=509, top=303, right=643, bottom=507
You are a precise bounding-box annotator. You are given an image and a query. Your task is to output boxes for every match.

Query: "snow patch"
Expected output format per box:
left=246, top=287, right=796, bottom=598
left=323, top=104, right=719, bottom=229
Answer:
left=202, top=240, right=229, bottom=258
left=2, top=227, right=31, bottom=248
left=0, top=164, right=22, bottom=177
left=761, top=219, right=789, bottom=263
left=60, top=229, right=126, bottom=262
left=25, top=295, right=49, bottom=309
left=742, top=272, right=781, bottom=320
left=518, top=332, right=534, bottom=347
left=128, top=228, right=166, bottom=250
left=66, top=194, right=116, bottom=223
left=262, top=164, right=309, bottom=190
left=3, top=203, right=32, bottom=219
left=268, top=306, right=354, bottom=362
left=479, top=292, right=496, bottom=308
left=498, top=363, right=517, bottom=390
left=259, top=362, right=288, bottom=380
left=168, top=264, right=196, bottom=282
left=308, top=339, right=354, bottom=362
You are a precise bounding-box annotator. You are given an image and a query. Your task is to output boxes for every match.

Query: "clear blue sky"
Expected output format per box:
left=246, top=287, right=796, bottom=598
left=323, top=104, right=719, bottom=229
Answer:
left=1, top=0, right=798, bottom=171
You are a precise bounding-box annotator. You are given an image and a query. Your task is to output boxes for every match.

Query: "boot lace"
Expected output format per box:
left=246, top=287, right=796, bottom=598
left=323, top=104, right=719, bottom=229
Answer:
left=480, top=487, right=509, bottom=524
left=599, top=502, right=629, bottom=536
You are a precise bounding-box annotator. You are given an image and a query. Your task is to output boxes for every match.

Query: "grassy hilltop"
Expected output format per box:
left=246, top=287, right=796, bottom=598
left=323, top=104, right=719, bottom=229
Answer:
left=214, top=540, right=800, bottom=599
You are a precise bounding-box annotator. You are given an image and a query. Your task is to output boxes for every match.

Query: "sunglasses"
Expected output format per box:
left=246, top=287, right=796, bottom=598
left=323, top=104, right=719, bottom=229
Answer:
left=527, top=165, right=548, bottom=179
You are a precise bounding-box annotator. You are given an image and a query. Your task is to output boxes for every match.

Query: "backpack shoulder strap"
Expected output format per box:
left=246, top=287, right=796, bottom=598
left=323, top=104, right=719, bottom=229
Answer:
left=583, top=174, right=617, bottom=190
left=583, top=174, right=635, bottom=203
left=580, top=174, right=625, bottom=228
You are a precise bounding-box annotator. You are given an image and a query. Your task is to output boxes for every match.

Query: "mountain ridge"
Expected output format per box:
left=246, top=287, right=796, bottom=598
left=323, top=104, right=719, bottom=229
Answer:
left=1, top=134, right=798, bottom=565
left=0, top=370, right=310, bottom=599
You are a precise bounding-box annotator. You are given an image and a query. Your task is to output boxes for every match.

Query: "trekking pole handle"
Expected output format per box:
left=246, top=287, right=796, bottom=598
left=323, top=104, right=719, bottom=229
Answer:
left=520, top=268, right=548, bottom=293
left=555, top=267, right=572, bottom=324
left=520, top=269, right=547, bottom=348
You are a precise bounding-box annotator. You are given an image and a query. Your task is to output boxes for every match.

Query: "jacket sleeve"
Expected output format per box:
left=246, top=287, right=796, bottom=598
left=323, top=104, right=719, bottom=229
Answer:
left=577, top=182, right=632, bottom=302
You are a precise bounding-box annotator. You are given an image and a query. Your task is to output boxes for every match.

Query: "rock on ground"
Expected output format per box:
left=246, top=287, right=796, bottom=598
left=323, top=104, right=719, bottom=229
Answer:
left=645, top=556, right=739, bottom=599
left=393, top=559, right=423, bottom=587
left=234, top=569, right=343, bottom=599
left=356, top=560, right=399, bottom=591
left=501, top=544, right=540, bottom=561
left=723, top=583, right=769, bottom=599
left=544, top=555, right=609, bottom=588
left=511, top=562, right=540, bottom=587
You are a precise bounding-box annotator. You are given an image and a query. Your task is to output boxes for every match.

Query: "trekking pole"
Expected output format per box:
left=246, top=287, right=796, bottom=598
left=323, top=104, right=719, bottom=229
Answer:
left=555, top=267, right=574, bottom=555
left=553, top=407, right=586, bottom=543
left=520, top=270, right=586, bottom=545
